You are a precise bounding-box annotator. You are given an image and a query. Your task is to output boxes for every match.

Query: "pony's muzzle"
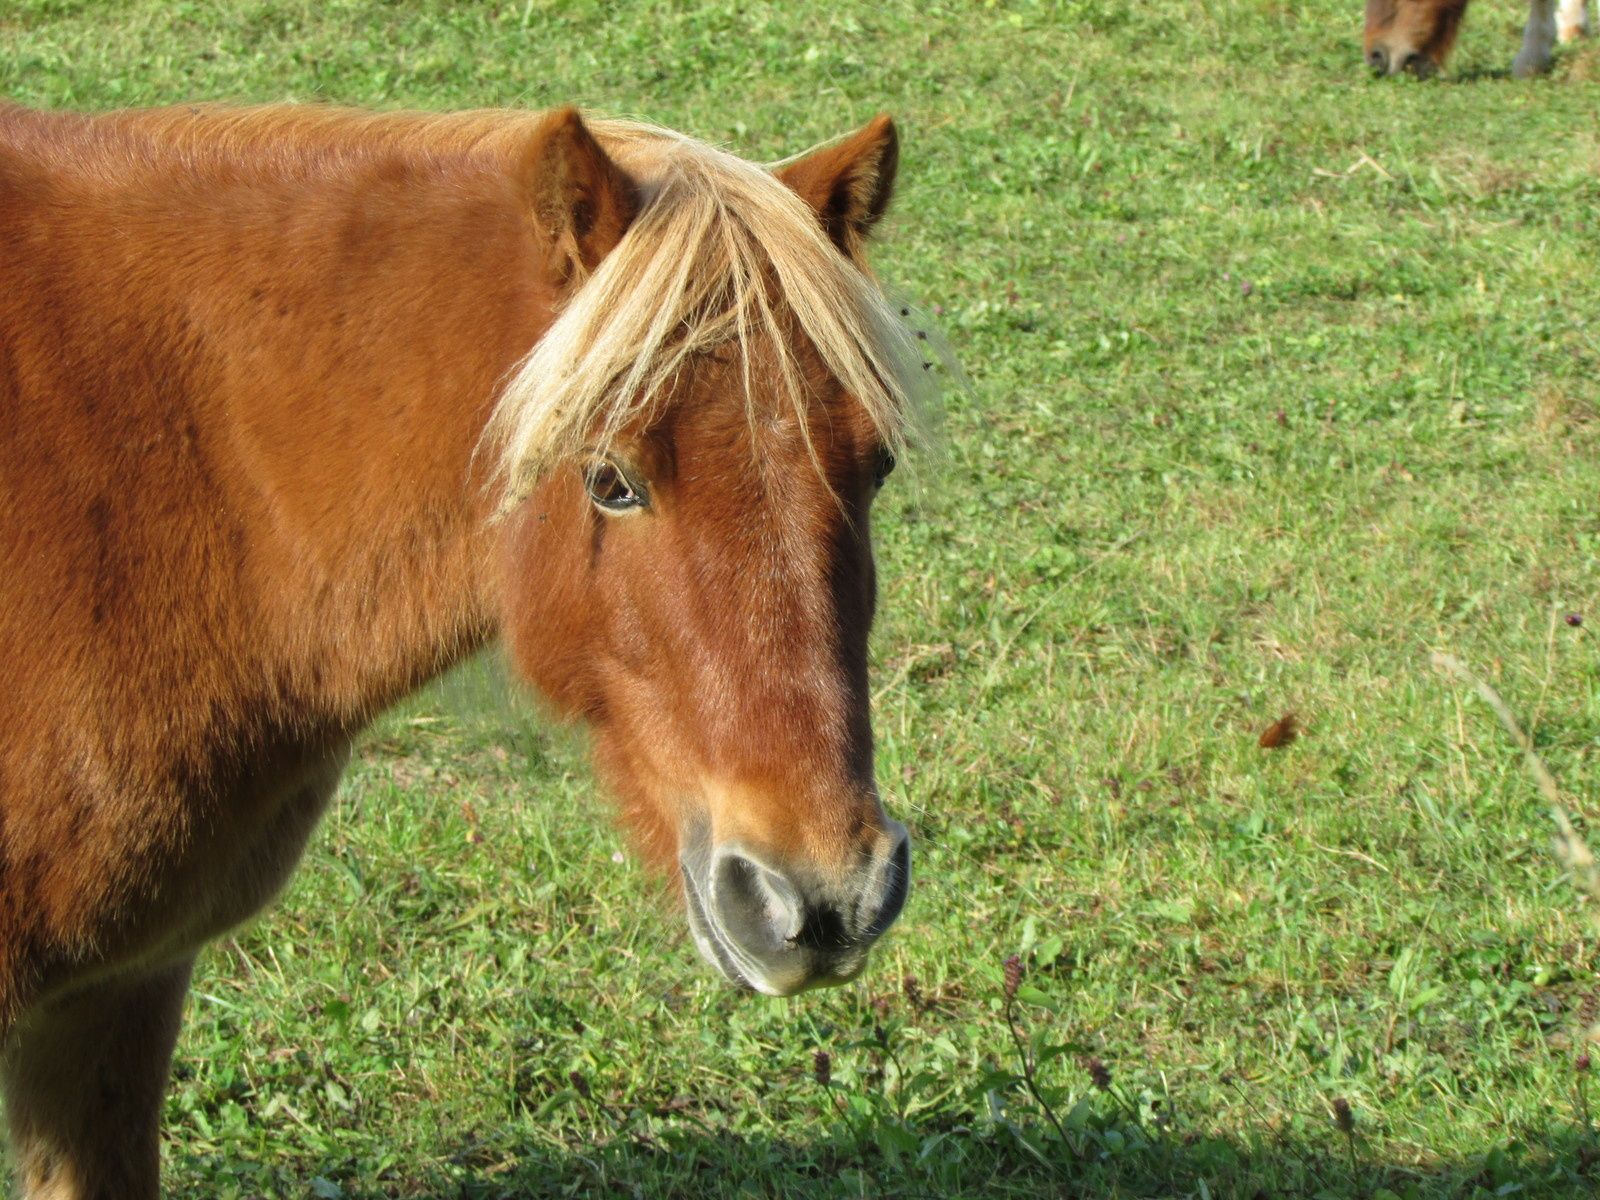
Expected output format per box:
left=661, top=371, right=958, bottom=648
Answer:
left=681, top=824, right=911, bottom=997
left=1368, top=42, right=1430, bottom=77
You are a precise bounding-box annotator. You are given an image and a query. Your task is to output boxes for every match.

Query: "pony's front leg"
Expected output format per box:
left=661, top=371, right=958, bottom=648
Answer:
left=1558, top=0, right=1591, bottom=41
left=2, top=957, right=194, bottom=1200
left=1515, top=0, right=1560, bottom=75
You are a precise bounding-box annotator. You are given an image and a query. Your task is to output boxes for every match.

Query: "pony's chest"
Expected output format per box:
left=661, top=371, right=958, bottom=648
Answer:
left=18, top=744, right=351, bottom=1010
left=93, top=744, right=354, bottom=979
left=171, top=747, right=352, bottom=950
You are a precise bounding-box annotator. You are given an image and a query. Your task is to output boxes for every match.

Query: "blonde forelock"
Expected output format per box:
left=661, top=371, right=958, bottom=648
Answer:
left=484, top=119, right=934, bottom=514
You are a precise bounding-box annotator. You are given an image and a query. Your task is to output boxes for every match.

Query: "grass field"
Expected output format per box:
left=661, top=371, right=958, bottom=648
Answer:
left=6, top=1, right=1600, bottom=1196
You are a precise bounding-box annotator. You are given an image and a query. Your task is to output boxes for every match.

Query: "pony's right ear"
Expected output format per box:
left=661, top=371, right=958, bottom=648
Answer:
left=522, top=107, right=637, bottom=284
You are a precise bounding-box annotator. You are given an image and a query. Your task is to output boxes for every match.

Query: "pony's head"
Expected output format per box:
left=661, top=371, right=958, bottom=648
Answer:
left=490, top=110, right=930, bottom=996
left=1363, top=0, right=1468, bottom=75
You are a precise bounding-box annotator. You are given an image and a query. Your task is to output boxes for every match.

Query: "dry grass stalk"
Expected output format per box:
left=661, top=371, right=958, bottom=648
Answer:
left=1431, top=651, right=1600, bottom=1045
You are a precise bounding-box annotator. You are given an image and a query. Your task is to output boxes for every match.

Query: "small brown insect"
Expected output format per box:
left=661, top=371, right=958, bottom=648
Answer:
left=1258, top=713, right=1299, bottom=749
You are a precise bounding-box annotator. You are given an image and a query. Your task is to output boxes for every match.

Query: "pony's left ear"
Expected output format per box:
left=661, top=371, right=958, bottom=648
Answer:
left=777, top=114, right=898, bottom=258
left=523, top=107, right=638, bottom=284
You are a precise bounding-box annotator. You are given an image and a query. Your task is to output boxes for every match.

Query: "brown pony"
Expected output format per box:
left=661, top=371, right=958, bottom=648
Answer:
left=0, top=101, right=929, bottom=1198
left=1365, top=0, right=1590, bottom=76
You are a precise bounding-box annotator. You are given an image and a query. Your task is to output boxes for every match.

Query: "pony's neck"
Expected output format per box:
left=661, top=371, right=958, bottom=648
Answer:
left=3, top=104, right=566, bottom=750
left=183, top=130, right=553, bottom=728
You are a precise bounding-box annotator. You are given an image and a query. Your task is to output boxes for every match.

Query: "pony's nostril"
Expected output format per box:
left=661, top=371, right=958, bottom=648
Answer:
left=1368, top=46, right=1389, bottom=73
left=860, top=828, right=911, bottom=940
left=711, top=851, right=801, bottom=952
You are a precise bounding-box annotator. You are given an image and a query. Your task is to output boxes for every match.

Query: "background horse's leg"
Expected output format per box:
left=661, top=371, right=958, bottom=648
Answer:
left=1, top=957, right=194, bottom=1200
left=1557, top=0, right=1591, bottom=40
left=1514, top=0, right=1560, bottom=75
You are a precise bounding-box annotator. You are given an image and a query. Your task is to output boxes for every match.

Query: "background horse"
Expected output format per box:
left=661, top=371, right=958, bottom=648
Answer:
left=0, top=101, right=924, bottom=1199
left=1365, top=0, right=1591, bottom=75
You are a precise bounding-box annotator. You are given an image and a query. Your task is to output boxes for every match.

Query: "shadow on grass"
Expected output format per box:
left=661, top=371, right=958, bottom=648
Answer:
left=1445, top=67, right=1517, bottom=83
left=299, top=1112, right=1599, bottom=1199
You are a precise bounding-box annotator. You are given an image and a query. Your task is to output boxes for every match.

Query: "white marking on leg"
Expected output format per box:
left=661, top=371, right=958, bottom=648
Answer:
left=1515, top=0, right=1559, bottom=75
left=1558, top=0, right=1590, bottom=41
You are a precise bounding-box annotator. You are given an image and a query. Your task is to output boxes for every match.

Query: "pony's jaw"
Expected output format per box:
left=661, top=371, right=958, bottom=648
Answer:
left=677, top=819, right=910, bottom=997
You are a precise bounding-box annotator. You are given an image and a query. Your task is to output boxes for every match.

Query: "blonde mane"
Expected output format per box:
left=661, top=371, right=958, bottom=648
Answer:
left=484, top=119, right=934, bottom=512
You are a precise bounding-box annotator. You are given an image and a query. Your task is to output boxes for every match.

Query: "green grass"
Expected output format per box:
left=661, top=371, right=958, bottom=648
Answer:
left=6, top=0, right=1600, bottom=1195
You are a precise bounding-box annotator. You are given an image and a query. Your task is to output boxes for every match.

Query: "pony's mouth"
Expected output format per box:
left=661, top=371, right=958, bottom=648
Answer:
left=675, top=823, right=908, bottom=998
left=680, top=862, right=870, bottom=997
left=1368, top=44, right=1436, bottom=78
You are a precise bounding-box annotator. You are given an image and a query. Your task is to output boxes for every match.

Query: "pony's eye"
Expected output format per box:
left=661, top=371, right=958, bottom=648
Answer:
left=584, top=460, right=647, bottom=512
left=873, top=450, right=896, bottom=489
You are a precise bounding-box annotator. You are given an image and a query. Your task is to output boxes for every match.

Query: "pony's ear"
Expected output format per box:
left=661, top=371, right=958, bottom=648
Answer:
left=777, top=115, right=898, bottom=258
left=523, top=107, right=637, bottom=284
